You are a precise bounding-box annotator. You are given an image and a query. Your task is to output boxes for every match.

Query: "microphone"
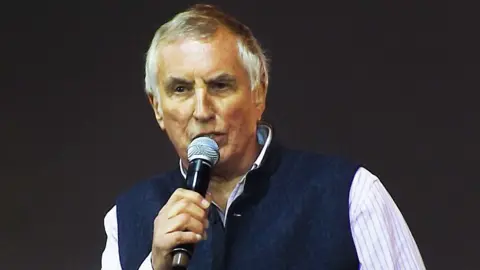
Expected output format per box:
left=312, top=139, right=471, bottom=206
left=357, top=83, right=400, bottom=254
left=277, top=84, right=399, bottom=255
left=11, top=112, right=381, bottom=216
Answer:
left=171, top=136, right=220, bottom=269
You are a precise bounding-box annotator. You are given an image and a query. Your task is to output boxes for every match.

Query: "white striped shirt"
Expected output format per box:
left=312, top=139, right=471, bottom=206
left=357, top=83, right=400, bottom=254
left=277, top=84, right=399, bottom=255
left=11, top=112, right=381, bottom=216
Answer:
left=101, top=126, right=426, bottom=269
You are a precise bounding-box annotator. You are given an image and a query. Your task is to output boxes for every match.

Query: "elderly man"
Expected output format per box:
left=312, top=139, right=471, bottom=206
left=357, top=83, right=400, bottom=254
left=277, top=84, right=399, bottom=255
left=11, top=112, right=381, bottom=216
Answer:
left=101, top=4, right=425, bottom=270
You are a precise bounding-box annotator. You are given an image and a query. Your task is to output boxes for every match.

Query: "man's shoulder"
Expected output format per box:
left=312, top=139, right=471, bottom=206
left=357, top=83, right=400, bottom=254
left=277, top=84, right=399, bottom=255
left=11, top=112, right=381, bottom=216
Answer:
left=279, top=144, right=361, bottom=172
left=274, top=144, right=362, bottom=187
left=116, top=168, right=183, bottom=207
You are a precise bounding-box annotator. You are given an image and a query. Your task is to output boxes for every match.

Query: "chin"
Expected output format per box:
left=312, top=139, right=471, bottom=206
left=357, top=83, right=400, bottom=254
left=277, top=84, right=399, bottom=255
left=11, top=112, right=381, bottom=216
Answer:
left=219, top=143, right=236, bottom=160
left=217, top=148, right=229, bottom=163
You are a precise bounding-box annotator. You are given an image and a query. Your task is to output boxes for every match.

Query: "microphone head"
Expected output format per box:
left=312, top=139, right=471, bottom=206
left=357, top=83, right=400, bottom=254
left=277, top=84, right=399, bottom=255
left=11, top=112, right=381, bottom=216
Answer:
left=187, top=136, right=220, bottom=166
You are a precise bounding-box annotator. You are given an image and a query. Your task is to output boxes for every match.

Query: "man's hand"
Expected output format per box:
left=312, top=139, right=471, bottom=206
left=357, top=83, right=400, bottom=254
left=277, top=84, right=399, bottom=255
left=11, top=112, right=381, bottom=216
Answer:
left=151, top=188, right=211, bottom=270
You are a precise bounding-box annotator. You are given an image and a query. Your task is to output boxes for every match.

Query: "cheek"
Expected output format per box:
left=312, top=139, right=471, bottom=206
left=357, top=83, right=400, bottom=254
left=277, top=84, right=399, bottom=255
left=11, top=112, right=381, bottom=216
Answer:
left=161, top=107, right=191, bottom=160
left=224, top=102, right=258, bottom=137
left=161, top=104, right=192, bottom=140
left=162, top=101, right=191, bottom=125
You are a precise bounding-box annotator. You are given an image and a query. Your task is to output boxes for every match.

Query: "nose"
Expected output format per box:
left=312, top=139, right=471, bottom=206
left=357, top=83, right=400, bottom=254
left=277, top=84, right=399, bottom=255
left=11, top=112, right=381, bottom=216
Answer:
left=193, top=87, right=215, bottom=122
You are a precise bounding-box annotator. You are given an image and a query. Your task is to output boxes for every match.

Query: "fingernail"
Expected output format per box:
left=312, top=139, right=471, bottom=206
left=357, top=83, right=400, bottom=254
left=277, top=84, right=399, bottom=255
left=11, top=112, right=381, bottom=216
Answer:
left=196, top=234, right=202, bottom=240
left=201, top=199, right=210, bottom=208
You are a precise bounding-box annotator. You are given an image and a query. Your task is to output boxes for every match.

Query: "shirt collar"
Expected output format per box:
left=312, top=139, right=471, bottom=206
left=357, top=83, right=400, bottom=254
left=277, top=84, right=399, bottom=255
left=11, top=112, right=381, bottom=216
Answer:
left=179, top=123, right=273, bottom=178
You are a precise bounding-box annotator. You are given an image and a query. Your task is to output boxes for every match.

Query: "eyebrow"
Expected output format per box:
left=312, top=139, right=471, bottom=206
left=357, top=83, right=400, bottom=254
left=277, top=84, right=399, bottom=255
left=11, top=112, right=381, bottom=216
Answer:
left=164, top=77, right=194, bottom=90
left=205, top=73, right=237, bottom=84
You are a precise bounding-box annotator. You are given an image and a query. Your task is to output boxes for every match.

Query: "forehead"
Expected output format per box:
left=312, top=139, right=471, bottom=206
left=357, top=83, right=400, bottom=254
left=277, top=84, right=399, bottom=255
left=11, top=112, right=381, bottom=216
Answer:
left=157, top=29, right=247, bottom=79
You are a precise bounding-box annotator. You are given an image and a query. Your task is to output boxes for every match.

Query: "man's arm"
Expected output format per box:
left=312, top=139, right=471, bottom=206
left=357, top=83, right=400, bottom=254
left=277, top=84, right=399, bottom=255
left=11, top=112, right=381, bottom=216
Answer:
left=101, top=206, right=153, bottom=270
left=349, top=167, right=426, bottom=270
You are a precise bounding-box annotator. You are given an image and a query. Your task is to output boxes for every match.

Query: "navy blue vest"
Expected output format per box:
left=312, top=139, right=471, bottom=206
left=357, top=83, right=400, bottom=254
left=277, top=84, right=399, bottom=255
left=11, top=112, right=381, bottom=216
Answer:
left=116, top=141, right=360, bottom=270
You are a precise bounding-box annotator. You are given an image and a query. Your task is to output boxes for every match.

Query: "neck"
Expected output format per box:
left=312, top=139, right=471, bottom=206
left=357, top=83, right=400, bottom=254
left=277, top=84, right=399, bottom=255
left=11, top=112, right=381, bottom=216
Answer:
left=208, top=137, right=260, bottom=211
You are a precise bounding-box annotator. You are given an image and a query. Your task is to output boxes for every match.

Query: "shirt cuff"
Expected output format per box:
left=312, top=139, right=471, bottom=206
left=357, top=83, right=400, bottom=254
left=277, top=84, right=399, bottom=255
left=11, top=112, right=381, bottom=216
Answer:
left=138, top=252, right=154, bottom=270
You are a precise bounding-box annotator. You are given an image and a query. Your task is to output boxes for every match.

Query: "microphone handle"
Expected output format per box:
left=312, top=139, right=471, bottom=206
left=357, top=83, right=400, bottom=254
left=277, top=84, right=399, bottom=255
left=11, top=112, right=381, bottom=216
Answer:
left=171, top=159, right=212, bottom=269
left=185, top=159, right=212, bottom=196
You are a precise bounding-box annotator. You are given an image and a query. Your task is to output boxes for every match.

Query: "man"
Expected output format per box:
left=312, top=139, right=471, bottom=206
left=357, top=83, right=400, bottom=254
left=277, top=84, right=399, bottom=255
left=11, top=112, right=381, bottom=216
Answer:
left=101, top=4, right=426, bottom=270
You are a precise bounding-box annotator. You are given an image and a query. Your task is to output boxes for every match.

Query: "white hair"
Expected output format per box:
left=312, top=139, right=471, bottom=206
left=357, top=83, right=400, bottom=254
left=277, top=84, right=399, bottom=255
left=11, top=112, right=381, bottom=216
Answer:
left=144, top=4, right=269, bottom=102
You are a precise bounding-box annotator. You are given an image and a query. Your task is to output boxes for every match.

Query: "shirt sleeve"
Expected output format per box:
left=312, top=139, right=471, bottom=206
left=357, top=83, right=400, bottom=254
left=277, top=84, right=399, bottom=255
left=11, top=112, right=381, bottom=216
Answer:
left=100, top=206, right=154, bottom=270
left=349, top=167, right=426, bottom=270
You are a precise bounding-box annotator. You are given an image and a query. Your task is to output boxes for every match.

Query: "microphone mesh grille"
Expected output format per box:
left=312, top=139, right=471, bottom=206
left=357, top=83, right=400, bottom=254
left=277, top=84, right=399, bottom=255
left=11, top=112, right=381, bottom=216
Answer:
left=187, top=137, right=220, bottom=166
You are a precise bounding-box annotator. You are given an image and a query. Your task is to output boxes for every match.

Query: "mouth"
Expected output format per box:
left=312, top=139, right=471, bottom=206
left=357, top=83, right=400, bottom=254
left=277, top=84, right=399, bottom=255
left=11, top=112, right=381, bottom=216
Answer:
left=192, top=132, right=226, bottom=143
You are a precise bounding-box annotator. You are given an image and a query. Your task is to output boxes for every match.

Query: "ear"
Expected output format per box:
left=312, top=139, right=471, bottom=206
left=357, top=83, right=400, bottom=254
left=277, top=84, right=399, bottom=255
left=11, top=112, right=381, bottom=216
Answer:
left=147, top=92, right=165, bottom=130
left=252, top=84, right=266, bottom=121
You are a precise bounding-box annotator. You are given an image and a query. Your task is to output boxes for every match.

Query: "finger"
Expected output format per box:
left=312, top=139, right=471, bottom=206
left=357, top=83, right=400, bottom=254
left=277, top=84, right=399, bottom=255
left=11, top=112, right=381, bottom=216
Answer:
left=204, top=192, right=212, bottom=229
left=165, top=188, right=210, bottom=210
left=204, top=219, right=209, bottom=230
left=205, top=192, right=213, bottom=204
left=164, top=213, right=206, bottom=235
left=167, top=198, right=207, bottom=221
left=163, top=231, right=203, bottom=248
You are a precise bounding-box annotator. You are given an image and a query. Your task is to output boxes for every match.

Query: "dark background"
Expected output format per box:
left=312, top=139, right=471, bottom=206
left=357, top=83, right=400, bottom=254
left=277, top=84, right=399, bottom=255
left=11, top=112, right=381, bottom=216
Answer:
left=3, top=0, right=479, bottom=269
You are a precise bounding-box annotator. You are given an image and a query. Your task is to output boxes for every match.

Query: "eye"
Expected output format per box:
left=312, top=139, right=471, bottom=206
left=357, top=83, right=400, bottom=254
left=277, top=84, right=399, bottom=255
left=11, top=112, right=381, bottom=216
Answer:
left=210, top=82, right=228, bottom=91
left=174, top=86, right=187, bottom=93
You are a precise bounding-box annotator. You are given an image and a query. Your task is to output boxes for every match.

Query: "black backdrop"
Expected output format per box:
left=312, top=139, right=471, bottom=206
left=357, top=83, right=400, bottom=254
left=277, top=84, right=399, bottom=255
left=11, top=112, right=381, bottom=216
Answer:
left=3, top=0, right=479, bottom=269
